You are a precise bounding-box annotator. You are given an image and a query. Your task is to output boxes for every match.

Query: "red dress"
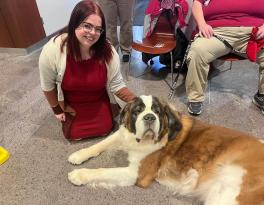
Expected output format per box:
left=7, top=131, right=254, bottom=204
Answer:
left=62, top=56, right=113, bottom=140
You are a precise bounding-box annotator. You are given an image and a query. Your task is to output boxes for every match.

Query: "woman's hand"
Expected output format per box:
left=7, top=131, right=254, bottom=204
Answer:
left=55, top=113, right=66, bottom=121
left=198, top=23, right=214, bottom=38
left=115, top=87, right=136, bottom=103
left=256, top=24, right=264, bottom=40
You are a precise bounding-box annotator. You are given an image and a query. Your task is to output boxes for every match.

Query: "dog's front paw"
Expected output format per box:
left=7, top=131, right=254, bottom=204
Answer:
left=68, top=151, right=84, bottom=165
left=68, top=169, right=88, bottom=186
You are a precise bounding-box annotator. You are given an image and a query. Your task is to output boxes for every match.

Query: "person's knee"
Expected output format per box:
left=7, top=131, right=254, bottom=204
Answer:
left=188, top=43, right=210, bottom=63
left=257, top=50, right=264, bottom=67
left=258, top=61, right=264, bottom=69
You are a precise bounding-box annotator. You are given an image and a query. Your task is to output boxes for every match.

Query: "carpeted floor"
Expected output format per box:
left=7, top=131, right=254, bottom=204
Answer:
left=0, top=30, right=264, bottom=204
left=0, top=1, right=264, bottom=204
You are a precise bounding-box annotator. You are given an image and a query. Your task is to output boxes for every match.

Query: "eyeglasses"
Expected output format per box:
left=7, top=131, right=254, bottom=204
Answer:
left=79, top=22, right=104, bottom=35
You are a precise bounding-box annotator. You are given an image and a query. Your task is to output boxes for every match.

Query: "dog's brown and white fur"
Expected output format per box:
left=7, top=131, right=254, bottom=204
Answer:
left=68, top=95, right=264, bottom=205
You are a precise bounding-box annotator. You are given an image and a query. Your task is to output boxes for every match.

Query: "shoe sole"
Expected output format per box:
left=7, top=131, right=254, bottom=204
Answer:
left=252, top=98, right=264, bottom=115
left=187, top=107, right=202, bottom=116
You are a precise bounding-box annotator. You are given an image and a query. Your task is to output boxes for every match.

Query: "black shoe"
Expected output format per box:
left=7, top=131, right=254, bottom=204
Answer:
left=188, top=102, right=203, bottom=116
left=253, top=92, right=264, bottom=114
left=122, top=54, right=130, bottom=62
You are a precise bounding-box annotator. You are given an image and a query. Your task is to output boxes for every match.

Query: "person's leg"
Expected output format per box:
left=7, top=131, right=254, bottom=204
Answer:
left=186, top=27, right=255, bottom=115
left=117, top=0, right=135, bottom=61
left=254, top=48, right=264, bottom=114
left=98, top=0, right=119, bottom=51
left=185, top=33, right=231, bottom=115
left=226, top=26, right=264, bottom=114
left=257, top=50, right=264, bottom=94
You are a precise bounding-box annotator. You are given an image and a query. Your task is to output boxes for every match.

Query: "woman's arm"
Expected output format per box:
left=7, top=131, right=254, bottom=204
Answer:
left=43, top=89, right=59, bottom=107
left=107, top=46, right=136, bottom=103
left=115, top=87, right=136, bottom=103
left=192, top=0, right=214, bottom=38
left=39, top=42, right=58, bottom=105
left=39, top=41, right=65, bottom=121
left=43, top=89, right=65, bottom=121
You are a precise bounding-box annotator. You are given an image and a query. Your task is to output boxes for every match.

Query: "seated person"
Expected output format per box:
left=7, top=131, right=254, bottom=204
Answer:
left=39, top=0, right=135, bottom=140
left=185, top=0, right=264, bottom=115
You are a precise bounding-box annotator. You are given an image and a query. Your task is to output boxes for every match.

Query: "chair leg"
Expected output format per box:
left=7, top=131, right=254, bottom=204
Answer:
left=127, top=49, right=153, bottom=80
left=167, top=51, right=176, bottom=99
left=163, top=51, right=175, bottom=90
left=229, top=61, right=233, bottom=70
left=126, top=50, right=132, bottom=81
left=170, top=51, right=174, bottom=86
left=134, top=60, right=153, bottom=78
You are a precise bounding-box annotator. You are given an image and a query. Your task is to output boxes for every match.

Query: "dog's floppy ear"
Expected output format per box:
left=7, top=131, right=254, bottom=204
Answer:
left=119, top=103, right=130, bottom=126
left=119, top=97, right=137, bottom=125
left=164, top=105, right=182, bottom=141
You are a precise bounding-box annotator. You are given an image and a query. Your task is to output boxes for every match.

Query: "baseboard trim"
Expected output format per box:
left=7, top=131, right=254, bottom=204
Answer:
left=0, top=27, right=66, bottom=55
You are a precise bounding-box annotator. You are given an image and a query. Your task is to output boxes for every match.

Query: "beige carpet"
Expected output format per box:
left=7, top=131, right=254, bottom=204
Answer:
left=0, top=14, right=264, bottom=203
left=0, top=42, right=264, bottom=204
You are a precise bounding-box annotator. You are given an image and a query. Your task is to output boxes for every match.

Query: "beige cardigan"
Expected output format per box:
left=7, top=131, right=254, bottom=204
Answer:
left=39, top=34, right=127, bottom=110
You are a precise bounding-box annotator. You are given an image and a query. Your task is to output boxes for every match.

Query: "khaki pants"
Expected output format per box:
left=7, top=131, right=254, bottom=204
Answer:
left=185, top=27, right=264, bottom=102
left=98, top=0, right=135, bottom=53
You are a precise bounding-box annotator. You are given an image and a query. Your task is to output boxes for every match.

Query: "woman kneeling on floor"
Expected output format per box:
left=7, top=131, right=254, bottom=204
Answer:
left=39, top=0, right=135, bottom=140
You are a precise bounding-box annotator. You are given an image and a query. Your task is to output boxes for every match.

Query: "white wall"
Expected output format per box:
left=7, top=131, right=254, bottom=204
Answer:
left=36, top=0, right=195, bottom=38
left=36, top=0, right=80, bottom=36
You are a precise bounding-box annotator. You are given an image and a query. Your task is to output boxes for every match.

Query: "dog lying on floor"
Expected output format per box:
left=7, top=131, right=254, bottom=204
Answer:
left=68, top=95, right=264, bottom=205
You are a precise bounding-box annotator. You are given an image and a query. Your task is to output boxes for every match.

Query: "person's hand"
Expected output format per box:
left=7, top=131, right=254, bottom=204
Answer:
left=198, top=23, right=214, bottom=38
left=55, top=113, right=66, bottom=121
left=256, top=24, right=264, bottom=40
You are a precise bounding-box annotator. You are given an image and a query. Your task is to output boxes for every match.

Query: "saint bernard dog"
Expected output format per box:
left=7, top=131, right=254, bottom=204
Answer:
left=68, top=95, right=264, bottom=205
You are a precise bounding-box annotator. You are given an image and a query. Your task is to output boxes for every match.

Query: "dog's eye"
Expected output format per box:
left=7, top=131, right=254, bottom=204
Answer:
left=153, top=109, right=160, bottom=115
left=154, top=109, right=160, bottom=114
left=134, top=106, right=143, bottom=114
left=152, top=105, right=161, bottom=115
left=135, top=108, right=142, bottom=114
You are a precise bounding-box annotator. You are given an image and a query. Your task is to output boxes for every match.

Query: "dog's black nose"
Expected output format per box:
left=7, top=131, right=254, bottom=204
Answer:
left=143, top=113, right=156, bottom=122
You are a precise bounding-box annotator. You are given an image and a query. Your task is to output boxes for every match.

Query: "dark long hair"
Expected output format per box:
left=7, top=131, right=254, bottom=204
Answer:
left=56, top=0, right=113, bottom=63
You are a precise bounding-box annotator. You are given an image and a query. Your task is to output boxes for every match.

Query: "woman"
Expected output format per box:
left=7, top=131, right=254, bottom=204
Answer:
left=39, top=0, right=136, bottom=140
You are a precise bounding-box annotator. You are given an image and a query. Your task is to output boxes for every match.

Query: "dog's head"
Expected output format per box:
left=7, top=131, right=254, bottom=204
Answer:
left=119, top=95, right=182, bottom=143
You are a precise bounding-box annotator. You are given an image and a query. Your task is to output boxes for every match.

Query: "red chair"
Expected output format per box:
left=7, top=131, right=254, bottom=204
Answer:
left=217, top=53, right=246, bottom=70
left=127, top=9, right=178, bottom=88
